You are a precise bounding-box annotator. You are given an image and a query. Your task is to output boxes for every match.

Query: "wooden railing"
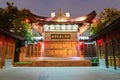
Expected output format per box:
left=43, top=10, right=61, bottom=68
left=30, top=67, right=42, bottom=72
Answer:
left=83, top=44, right=96, bottom=57
left=20, top=42, right=42, bottom=57
left=97, top=38, right=120, bottom=68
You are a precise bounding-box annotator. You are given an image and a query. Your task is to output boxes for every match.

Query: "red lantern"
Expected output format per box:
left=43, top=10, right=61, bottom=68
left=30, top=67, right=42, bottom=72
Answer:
left=79, top=42, right=84, bottom=50
left=97, top=39, right=103, bottom=46
left=24, top=18, right=30, bottom=23
left=92, top=19, right=97, bottom=23
left=0, top=42, right=2, bottom=46
left=37, top=42, right=43, bottom=47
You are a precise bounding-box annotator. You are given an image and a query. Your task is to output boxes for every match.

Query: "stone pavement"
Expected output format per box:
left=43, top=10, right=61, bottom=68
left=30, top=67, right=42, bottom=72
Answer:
left=0, top=67, right=120, bottom=80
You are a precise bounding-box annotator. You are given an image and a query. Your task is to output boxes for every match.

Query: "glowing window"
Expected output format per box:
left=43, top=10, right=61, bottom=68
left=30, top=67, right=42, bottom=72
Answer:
left=61, top=25, right=66, bottom=30
left=56, top=25, right=60, bottom=30
left=50, top=25, right=54, bottom=29
left=67, top=25, right=72, bottom=30
left=73, top=25, right=78, bottom=30
left=44, top=25, right=49, bottom=30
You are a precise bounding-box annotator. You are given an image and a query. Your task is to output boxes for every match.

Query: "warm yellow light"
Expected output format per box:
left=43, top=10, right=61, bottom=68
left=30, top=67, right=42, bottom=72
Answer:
left=55, top=18, right=69, bottom=22
left=75, top=16, right=87, bottom=21
left=51, top=12, right=56, bottom=18
left=65, top=12, right=70, bottom=17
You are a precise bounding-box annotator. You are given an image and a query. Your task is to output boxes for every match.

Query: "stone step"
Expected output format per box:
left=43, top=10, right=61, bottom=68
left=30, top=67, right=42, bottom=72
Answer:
left=14, top=60, right=91, bottom=67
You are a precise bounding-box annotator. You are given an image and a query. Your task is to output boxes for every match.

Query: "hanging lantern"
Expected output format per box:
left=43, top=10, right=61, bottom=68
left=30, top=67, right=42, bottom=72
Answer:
left=79, top=42, right=84, bottom=50
left=24, top=18, right=30, bottom=23
left=0, top=41, right=2, bottom=46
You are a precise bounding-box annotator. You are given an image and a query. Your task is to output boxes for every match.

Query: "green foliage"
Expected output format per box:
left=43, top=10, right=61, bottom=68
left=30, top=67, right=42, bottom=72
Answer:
left=90, top=8, right=120, bottom=35
left=0, top=2, right=33, bottom=41
left=13, top=20, right=33, bottom=41
left=33, top=32, right=40, bottom=36
left=15, top=62, right=32, bottom=64
left=91, top=58, right=98, bottom=63
left=90, top=22, right=99, bottom=35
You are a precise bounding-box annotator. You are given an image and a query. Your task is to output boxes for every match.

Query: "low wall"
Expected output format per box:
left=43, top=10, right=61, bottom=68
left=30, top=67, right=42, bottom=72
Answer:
left=14, top=60, right=91, bottom=67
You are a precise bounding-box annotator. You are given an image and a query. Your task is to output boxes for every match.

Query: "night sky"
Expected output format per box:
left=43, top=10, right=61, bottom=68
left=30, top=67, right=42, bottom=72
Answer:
left=0, top=0, right=120, bottom=17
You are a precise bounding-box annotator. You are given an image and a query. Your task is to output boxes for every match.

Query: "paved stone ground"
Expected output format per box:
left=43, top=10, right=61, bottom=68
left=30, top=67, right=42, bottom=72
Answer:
left=0, top=67, right=120, bottom=80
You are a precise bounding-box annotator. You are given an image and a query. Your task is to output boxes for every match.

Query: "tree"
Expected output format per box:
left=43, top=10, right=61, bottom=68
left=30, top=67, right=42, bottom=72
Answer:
left=1, top=2, right=19, bottom=29
left=90, top=8, right=120, bottom=35
left=0, top=2, right=33, bottom=41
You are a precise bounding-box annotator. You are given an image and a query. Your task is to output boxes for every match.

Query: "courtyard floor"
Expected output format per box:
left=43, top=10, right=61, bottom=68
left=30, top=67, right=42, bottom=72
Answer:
left=0, top=67, right=120, bottom=80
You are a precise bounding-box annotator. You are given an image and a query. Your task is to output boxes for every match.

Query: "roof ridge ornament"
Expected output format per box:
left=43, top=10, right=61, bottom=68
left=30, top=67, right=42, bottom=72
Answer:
left=51, top=9, right=70, bottom=22
left=59, top=8, right=62, bottom=13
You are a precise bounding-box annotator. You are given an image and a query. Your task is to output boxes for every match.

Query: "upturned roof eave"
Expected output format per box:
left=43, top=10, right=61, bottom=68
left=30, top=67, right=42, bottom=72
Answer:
left=0, top=26, right=25, bottom=41
left=89, top=17, right=120, bottom=41
left=28, top=10, right=97, bottom=24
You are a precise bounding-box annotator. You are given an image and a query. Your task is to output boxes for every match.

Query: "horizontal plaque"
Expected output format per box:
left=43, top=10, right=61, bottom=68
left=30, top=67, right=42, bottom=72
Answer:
left=51, top=34, right=71, bottom=39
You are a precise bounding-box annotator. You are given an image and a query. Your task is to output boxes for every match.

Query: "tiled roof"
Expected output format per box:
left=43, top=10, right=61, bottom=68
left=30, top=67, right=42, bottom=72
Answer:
left=89, top=17, right=120, bottom=41
left=0, top=26, right=25, bottom=41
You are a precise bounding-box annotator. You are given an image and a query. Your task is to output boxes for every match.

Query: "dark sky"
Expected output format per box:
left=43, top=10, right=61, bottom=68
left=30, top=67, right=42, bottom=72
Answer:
left=0, top=0, right=120, bottom=17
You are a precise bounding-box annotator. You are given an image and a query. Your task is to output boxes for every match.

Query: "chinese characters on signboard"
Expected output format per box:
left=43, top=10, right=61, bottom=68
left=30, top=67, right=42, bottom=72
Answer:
left=51, top=34, right=71, bottom=39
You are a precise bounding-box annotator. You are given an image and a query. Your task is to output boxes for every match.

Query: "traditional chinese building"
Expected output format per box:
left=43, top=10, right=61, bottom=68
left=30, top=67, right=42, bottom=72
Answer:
left=0, top=25, right=25, bottom=68
left=90, top=17, right=120, bottom=70
left=18, top=9, right=97, bottom=66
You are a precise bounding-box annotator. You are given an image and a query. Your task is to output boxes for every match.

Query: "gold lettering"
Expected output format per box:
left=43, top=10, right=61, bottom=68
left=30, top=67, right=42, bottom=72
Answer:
left=59, top=35, right=61, bottom=38
left=51, top=34, right=71, bottom=39
left=51, top=35, right=54, bottom=39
